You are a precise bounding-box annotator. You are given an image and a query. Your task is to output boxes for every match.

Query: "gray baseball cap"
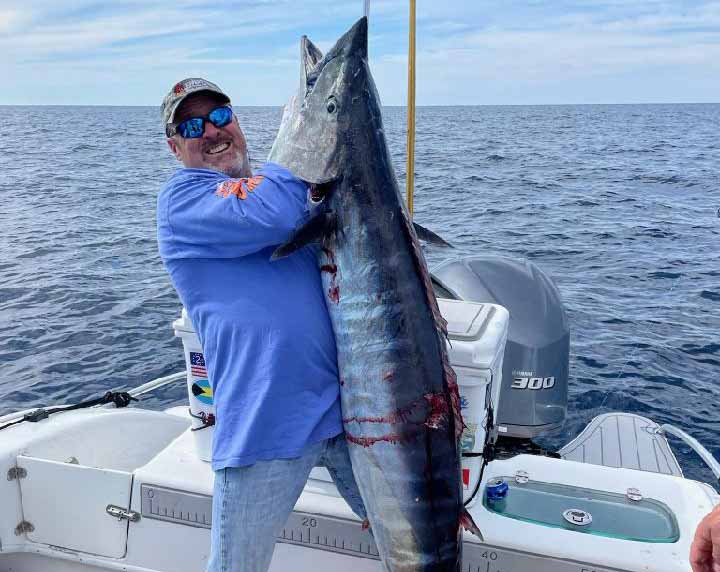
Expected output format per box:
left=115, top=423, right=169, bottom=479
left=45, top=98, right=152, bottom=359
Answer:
left=161, top=78, right=231, bottom=135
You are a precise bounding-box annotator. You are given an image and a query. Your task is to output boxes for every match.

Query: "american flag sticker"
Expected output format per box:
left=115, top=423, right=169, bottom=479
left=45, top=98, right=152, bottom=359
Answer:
left=190, top=352, right=207, bottom=378
left=462, top=468, right=470, bottom=490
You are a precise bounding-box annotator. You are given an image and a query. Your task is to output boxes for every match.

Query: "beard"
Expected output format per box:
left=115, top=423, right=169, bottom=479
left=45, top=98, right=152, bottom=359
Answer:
left=218, top=149, right=252, bottom=179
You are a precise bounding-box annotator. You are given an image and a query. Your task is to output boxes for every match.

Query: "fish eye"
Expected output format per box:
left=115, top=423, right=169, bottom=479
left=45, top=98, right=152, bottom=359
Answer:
left=327, top=98, right=337, bottom=114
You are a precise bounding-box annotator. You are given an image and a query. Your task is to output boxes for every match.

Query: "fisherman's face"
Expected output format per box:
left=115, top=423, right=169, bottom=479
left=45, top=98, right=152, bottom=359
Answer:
left=167, top=93, right=251, bottom=178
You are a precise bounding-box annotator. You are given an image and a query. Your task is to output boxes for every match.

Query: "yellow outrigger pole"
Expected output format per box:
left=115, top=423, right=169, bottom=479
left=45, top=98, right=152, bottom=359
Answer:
left=366, top=0, right=415, bottom=213
left=406, top=0, right=416, bottom=216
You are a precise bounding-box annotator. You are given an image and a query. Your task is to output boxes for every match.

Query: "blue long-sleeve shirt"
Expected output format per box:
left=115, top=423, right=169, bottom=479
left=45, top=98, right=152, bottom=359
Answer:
left=157, top=163, right=342, bottom=470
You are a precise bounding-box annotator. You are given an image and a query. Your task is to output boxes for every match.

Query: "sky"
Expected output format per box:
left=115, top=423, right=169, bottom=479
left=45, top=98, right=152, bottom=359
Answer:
left=1, top=0, right=719, bottom=106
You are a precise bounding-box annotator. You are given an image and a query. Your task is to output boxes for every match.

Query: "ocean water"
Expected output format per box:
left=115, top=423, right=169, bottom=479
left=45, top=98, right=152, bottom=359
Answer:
left=0, top=104, right=718, bottom=484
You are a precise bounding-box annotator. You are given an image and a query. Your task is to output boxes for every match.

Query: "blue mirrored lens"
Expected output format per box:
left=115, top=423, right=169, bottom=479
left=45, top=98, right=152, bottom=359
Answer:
left=176, top=107, right=232, bottom=138
left=178, top=118, right=205, bottom=139
left=209, top=106, right=233, bottom=127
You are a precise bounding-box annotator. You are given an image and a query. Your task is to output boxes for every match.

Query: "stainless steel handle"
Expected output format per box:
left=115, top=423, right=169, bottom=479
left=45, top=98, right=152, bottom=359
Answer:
left=106, top=504, right=141, bottom=522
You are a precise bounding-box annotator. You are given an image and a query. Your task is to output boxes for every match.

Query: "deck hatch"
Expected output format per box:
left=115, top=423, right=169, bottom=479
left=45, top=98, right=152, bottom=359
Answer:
left=484, top=476, right=680, bottom=543
left=17, top=455, right=131, bottom=558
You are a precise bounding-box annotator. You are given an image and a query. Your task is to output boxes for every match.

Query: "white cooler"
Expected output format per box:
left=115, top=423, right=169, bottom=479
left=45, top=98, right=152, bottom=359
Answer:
left=172, top=299, right=510, bottom=487
left=437, top=299, right=509, bottom=502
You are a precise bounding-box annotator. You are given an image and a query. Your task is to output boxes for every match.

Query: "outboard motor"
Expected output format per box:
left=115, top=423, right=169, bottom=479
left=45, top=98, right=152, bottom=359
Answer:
left=432, top=256, right=569, bottom=439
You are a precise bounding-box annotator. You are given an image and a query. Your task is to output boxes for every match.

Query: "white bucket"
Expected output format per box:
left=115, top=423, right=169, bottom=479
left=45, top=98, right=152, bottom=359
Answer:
left=173, top=309, right=214, bottom=462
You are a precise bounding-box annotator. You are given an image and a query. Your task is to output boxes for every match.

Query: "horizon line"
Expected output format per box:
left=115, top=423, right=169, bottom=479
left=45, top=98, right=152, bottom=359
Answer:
left=1, top=102, right=718, bottom=108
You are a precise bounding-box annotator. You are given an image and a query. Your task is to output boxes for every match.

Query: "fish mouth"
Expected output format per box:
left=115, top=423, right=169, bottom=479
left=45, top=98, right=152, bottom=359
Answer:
left=307, top=176, right=341, bottom=201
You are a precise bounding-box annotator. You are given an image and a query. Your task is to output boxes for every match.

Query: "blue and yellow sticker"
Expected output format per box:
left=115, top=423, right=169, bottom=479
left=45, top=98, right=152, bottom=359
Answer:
left=191, top=379, right=213, bottom=405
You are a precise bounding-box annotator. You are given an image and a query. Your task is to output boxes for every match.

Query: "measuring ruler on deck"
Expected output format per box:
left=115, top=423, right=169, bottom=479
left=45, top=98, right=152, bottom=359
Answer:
left=280, top=511, right=622, bottom=572
left=141, top=486, right=621, bottom=572
left=280, top=512, right=379, bottom=559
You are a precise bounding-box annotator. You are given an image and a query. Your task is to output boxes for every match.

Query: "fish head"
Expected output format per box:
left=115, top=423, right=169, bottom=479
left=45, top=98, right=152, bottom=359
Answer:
left=269, top=17, right=380, bottom=185
left=275, top=35, right=323, bottom=138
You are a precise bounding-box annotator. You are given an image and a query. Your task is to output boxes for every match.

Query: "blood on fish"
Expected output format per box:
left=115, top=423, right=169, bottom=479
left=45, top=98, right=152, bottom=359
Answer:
left=402, top=203, right=467, bottom=438
left=343, top=405, right=415, bottom=425
left=444, top=363, right=466, bottom=437
left=321, top=249, right=340, bottom=303
left=345, top=432, right=412, bottom=447
left=321, top=246, right=336, bottom=264
left=423, top=392, right=449, bottom=429
left=343, top=397, right=422, bottom=426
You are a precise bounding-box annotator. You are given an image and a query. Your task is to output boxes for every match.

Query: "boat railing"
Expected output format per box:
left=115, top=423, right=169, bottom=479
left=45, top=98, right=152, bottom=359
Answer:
left=115, top=371, right=187, bottom=400
left=658, top=424, right=720, bottom=482
left=0, top=371, right=187, bottom=425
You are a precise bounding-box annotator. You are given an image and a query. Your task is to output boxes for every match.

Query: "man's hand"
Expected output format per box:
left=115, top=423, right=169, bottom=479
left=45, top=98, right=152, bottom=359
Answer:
left=691, top=505, right=720, bottom=572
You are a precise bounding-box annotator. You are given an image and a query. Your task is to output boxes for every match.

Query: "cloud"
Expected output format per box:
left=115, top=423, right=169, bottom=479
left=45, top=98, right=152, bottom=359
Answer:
left=0, top=7, right=29, bottom=34
left=2, top=0, right=719, bottom=105
left=373, top=2, right=720, bottom=104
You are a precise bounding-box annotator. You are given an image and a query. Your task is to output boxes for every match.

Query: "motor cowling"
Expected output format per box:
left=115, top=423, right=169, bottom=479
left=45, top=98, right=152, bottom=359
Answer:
left=432, top=256, right=569, bottom=439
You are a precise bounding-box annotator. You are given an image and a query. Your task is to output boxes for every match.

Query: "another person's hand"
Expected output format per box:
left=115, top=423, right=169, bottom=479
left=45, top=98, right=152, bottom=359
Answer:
left=691, top=505, right=720, bottom=572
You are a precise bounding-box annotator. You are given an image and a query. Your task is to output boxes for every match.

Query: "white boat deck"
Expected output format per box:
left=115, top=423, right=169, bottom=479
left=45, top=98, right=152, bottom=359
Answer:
left=0, top=405, right=717, bottom=572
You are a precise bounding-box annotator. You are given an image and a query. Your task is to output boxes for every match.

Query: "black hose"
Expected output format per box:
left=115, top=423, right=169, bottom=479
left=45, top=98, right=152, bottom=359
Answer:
left=0, top=391, right=138, bottom=432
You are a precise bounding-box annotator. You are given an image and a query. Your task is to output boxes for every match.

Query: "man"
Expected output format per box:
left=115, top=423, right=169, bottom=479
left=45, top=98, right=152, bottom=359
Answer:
left=691, top=505, right=720, bottom=572
left=157, top=78, right=365, bottom=572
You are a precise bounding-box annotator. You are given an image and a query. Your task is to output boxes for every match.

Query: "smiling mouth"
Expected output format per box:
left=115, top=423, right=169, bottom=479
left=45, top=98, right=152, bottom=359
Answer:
left=206, top=142, right=231, bottom=155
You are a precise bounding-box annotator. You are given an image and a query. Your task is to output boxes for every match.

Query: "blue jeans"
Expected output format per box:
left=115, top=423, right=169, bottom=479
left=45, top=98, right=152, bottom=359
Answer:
left=207, top=434, right=366, bottom=572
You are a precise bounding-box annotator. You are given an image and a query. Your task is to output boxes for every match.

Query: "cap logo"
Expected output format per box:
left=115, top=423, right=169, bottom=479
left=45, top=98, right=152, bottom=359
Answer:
left=173, top=82, right=185, bottom=95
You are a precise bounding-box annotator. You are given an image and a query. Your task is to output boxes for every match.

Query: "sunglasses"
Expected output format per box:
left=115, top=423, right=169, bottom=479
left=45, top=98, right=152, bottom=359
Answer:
left=167, top=106, right=234, bottom=139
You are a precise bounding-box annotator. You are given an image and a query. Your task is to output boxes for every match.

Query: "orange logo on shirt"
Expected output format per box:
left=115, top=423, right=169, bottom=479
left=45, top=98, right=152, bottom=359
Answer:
left=215, top=175, right=265, bottom=200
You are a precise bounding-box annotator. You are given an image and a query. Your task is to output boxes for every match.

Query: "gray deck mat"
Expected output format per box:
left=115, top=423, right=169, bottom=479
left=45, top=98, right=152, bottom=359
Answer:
left=559, top=413, right=683, bottom=476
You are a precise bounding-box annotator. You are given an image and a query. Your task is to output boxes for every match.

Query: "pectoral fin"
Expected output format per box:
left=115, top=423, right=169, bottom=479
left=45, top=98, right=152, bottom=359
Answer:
left=271, top=212, right=337, bottom=260
left=413, top=222, right=453, bottom=248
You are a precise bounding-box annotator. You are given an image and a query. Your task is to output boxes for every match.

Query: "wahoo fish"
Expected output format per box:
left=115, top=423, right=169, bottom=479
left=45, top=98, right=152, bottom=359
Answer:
left=269, top=17, right=477, bottom=571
